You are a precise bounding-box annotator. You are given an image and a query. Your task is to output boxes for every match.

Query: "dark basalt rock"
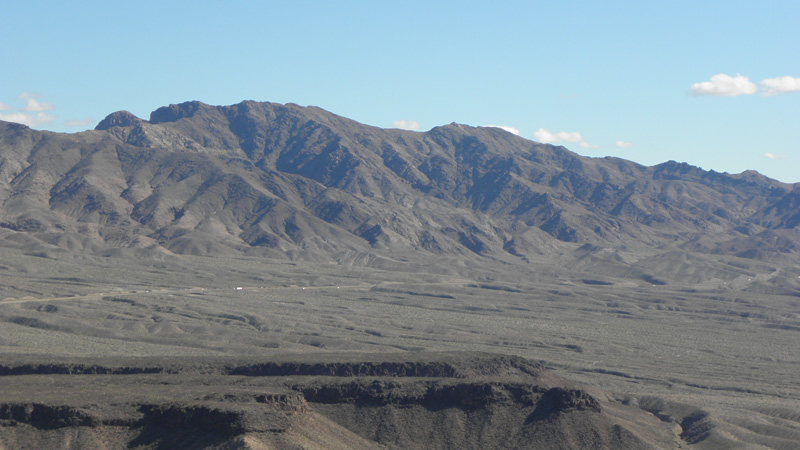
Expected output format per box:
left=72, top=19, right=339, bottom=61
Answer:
left=137, top=404, right=291, bottom=434
left=529, top=387, right=602, bottom=421
left=295, top=380, right=555, bottom=411
left=0, top=354, right=544, bottom=379
left=0, top=363, right=168, bottom=376
left=0, top=404, right=98, bottom=429
left=229, top=361, right=461, bottom=378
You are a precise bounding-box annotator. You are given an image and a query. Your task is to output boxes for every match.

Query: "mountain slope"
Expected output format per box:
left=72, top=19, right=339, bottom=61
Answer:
left=1, top=100, right=798, bottom=281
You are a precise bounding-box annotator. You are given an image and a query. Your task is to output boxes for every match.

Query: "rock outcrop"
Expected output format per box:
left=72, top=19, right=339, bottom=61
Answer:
left=0, top=353, right=675, bottom=449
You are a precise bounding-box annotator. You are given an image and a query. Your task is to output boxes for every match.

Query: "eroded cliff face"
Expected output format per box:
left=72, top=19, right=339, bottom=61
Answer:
left=0, top=353, right=679, bottom=450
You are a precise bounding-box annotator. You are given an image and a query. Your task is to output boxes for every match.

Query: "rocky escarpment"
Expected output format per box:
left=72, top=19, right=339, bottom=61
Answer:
left=0, top=353, right=678, bottom=449
left=296, top=380, right=600, bottom=416
left=0, top=363, right=170, bottom=376
left=136, top=402, right=302, bottom=434
left=0, top=400, right=303, bottom=433
left=0, top=384, right=601, bottom=433
left=0, top=353, right=545, bottom=378
left=0, top=403, right=99, bottom=428
left=531, top=386, right=603, bottom=418
left=228, top=353, right=544, bottom=378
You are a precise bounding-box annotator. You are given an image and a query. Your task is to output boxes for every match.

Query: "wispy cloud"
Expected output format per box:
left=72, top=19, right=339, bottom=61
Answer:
left=0, top=111, right=56, bottom=127
left=534, top=128, right=596, bottom=149
left=760, top=76, right=800, bottom=96
left=0, top=92, right=57, bottom=128
left=23, top=98, right=54, bottom=112
left=689, top=73, right=757, bottom=96
left=0, top=112, right=33, bottom=125
left=764, top=152, right=785, bottom=160
left=534, top=129, right=582, bottom=144
left=390, top=119, right=421, bottom=131
left=615, top=140, right=633, bottom=149
left=485, top=124, right=520, bottom=135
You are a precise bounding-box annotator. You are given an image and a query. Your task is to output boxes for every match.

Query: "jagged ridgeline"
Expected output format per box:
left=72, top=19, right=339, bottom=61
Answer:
left=0, top=100, right=798, bottom=276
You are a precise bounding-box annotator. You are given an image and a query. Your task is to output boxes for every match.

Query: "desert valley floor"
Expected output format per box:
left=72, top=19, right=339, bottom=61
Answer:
left=1, top=250, right=799, bottom=449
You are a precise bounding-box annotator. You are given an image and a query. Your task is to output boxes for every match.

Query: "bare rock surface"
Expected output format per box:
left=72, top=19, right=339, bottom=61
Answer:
left=0, top=353, right=675, bottom=449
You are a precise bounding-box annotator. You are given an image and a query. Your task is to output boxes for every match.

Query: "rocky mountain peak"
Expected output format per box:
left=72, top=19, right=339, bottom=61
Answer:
left=94, top=111, right=144, bottom=130
left=149, top=101, right=213, bottom=124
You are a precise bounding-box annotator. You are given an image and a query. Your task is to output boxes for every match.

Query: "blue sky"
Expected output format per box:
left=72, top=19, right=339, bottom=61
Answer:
left=2, top=1, right=798, bottom=182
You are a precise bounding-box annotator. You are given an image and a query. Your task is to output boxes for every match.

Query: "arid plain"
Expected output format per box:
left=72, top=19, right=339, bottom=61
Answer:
left=2, top=247, right=799, bottom=449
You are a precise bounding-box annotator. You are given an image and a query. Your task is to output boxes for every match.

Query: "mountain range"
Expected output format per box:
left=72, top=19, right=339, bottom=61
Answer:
left=2, top=100, right=800, bottom=449
left=1, top=100, right=799, bottom=286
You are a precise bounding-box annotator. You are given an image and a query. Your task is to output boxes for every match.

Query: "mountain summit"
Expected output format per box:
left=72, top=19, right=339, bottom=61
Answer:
left=1, top=100, right=798, bottom=286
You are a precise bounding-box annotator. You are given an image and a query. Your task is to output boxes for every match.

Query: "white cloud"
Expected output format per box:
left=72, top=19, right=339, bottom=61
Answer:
left=764, top=152, right=785, bottom=160
left=485, top=124, right=520, bottom=135
left=534, top=128, right=581, bottom=144
left=35, top=112, right=55, bottom=124
left=0, top=92, right=58, bottom=128
left=689, top=73, right=757, bottom=96
left=23, top=98, right=54, bottom=112
left=0, top=112, right=34, bottom=126
left=760, top=76, right=800, bottom=96
left=63, top=118, right=94, bottom=127
left=390, top=119, right=421, bottom=131
left=0, top=111, right=56, bottom=127
left=615, top=140, right=633, bottom=149
left=534, top=128, right=596, bottom=149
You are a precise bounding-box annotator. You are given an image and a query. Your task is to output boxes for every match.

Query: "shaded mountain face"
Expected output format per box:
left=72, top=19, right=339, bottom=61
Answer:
left=0, top=100, right=798, bottom=277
